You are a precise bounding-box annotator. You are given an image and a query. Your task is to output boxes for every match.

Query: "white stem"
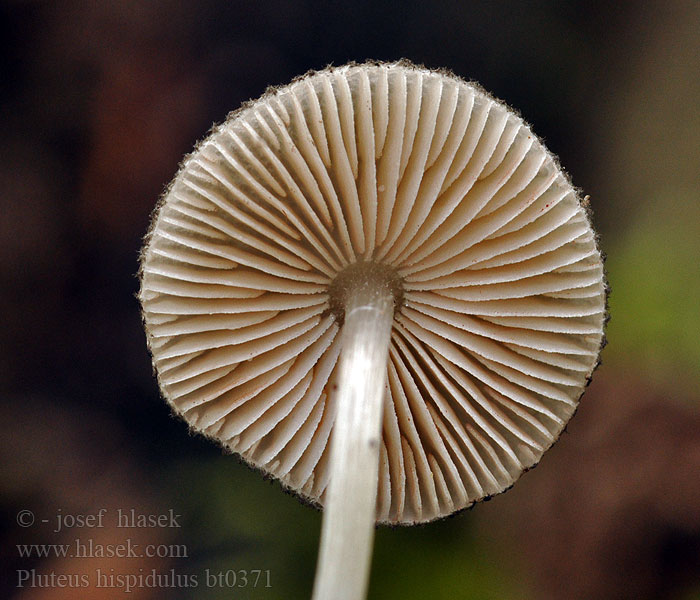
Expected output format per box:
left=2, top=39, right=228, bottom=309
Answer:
left=312, top=279, right=394, bottom=600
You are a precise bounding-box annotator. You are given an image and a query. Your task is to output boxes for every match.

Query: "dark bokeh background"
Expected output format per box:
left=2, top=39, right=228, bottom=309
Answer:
left=2, top=1, right=699, bottom=598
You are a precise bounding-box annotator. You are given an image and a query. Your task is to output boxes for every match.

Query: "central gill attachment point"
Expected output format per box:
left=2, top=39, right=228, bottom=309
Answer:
left=327, top=261, right=404, bottom=327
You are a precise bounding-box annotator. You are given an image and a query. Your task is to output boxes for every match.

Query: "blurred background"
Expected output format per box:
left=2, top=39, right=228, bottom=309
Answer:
left=2, top=1, right=699, bottom=598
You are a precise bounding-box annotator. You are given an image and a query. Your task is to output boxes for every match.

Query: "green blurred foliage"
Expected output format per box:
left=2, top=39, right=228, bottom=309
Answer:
left=604, top=193, right=700, bottom=395
left=163, top=456, right=320, bottom=599
left=371, top=517, right=524, bottom=600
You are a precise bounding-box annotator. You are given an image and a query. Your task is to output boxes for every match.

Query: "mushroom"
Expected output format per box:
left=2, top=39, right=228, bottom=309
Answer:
left=139, top=61, right=606, bottom=600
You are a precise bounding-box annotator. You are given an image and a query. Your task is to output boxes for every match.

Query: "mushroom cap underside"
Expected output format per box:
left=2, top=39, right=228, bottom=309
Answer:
left=139, top=62, right=606, bottom=525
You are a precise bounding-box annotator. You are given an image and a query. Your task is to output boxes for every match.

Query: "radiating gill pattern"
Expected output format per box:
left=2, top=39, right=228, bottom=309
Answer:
left=140, top=63, right=606, bottom=524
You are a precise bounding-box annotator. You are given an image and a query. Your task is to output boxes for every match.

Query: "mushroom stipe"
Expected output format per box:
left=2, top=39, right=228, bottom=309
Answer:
left=139, top=61, right=607, bottom=600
